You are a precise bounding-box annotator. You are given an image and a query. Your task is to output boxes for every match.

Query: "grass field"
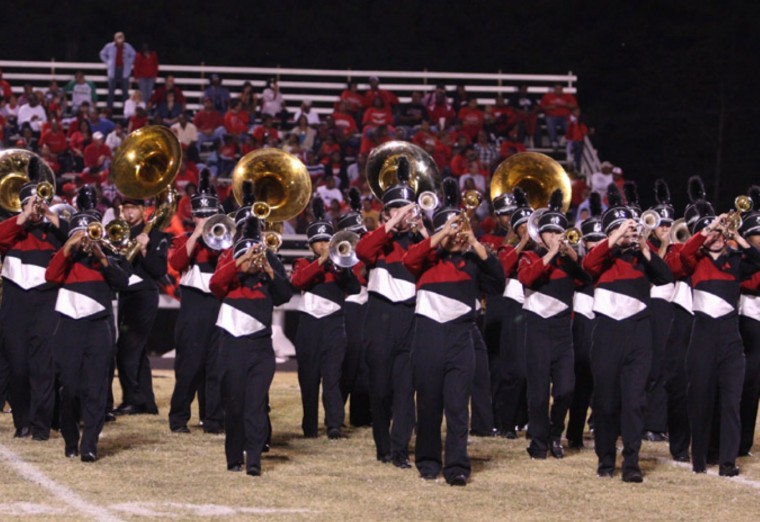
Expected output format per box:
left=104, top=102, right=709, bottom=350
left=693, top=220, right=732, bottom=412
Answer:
left=1, top=369, right=759, bottom=521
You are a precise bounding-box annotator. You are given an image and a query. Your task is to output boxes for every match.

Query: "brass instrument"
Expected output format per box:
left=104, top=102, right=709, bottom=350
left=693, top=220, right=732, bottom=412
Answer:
left=526, top=209, right=546, bottom=245
left=48, top=203, right=76, bottom=223
left=669, top=218, right=691, bottom=244
left=562, top=227, right=582, bottom=246
left=328, top=230, right=360, bottom=268
left=406, top=190, right=440, bottom=231
left=634, top=209, right=662, bottom=243
left=722, top=195, right=753, bottom=237
left=248, top=244, right=268, bottom=272
left=123, top=188, right=178, bottom=262
left=455, top=189, right=484, bottom=241
left=0, top=149, right=56, bottom=213
left=365, top=141, right=440, bottom=202
left=85, top=219, right=130, bottom=254
left=231, top=148, right=312, bottom=252
left=202, top=214, right=236, bottom=251
left=490, top=152, right=571, bottom=212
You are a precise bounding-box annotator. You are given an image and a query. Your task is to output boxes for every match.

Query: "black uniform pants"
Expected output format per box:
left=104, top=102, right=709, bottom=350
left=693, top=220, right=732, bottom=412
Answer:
left=664, top=306, right=693, bottom=459
left=0, top=288, right=57, bottom=436
left=591, top=315, right=652, bottom=474
left=169, top=290, right=223, bottom=431
left=567, top=314, right=595, bottom=445
left=525, top=313, right=575, bottom=456
left=363, top=296, right=415, bottom=460
left=470, top=322, right=495, bottom=434
left=645, top=298, right=673, bottom=433
left=740, top=316, right=760, bottom=456
left=412, top=317, right=474, bottom=482
left=496, top=298, right=527, bottom=432
left=340, top=301, right=371, bottom=427
left=116, top=288, right=158, bottom=409
left=483, top=296, right=508, bottom=430
left=687, top=316, right=745, bottom=469
left=53, top=315, right=113, bottom=456
left=295, top=313, right=346, bottom=436
left=219, top=333, right=275, bottom=472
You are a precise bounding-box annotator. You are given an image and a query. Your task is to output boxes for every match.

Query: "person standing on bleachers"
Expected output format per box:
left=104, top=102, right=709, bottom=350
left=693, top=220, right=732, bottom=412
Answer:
left=99, top=32, right=136, bottom=111
left=133, top=43, right=159, bottom=105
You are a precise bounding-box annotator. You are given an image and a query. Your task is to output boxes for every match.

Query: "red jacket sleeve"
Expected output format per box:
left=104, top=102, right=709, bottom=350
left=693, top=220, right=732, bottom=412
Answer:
left=663, top=243, right=688, bottom=280
left=0, top=216, right=23, bottom=255
left=45, top=249, right=72, bottom=285
left=290, top=258, right=327, bottom=290
left=355, top=226, right=391, bottom=266
left=741, top=270, right=760, bottom=292
left=168, top=234, right=192, bottom=272
left=517, top=251, right=551, bottom=288
left=209, top=250, right=236, bottom=300
left=679, top=233, right=707, bottom=275
left=402, top=237, right=435, bottom=278
left=582, top=240, right=613, bottom=279
left=498, top=246, right=520, bottom=275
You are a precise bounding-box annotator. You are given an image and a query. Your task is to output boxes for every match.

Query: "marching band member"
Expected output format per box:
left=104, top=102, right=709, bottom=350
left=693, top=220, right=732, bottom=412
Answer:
left=582, top=183, right=673, bottom=482
left=336, top=188, right=372, bottom=428
left=566, top=192, right=604, bottom=449
left=291, top=198, right=360, bottom=439
left=210, top=214, right=293, bottom=476
left=113, top=196, right=169, bottom=415
left=168, top=170, right=224, bottom=434
left=402, top=178, right=505, bottom=485
left=738, top=186, right=760, bottom=456
left=494, top=187, right=533, bottom=438
left=0, top=176, right=66, bottom=440
left=45, top=188, right=132, bottom=461
left=355, top=157, right=424, bottom=468
left=518, top=189, right=591, bottom=459
left=680, top=199, right=760, bottom=476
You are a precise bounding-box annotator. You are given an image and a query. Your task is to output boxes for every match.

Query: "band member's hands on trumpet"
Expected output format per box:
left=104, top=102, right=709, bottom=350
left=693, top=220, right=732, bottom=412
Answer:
left=185, top=216, right=209, bottom=255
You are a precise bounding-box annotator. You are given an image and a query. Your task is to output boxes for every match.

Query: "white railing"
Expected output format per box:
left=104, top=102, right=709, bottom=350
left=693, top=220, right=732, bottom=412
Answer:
left=0, top=59, right=576, bottom=115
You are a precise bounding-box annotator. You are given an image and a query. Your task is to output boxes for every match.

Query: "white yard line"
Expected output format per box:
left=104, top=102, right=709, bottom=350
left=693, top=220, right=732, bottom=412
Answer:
left=0, top=443, right=124, bottom=522
left=657, top=456, right=760, bottom=490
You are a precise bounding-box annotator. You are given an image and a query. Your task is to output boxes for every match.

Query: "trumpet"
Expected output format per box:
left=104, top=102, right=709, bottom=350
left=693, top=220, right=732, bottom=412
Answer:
left=31, top=180, right=55, bottom=218
left=405, top=190, right=440, bottom=231
left=668, top=218, right=691, bottom=244
left=328, top=230, right=360, bottom=268
left=249, top=244, right=268, bottom=272
left=721, top=195, right=753, bottom=238
left=455, top=189, right=484, bottom=241
left=263, top=230, right=282, bottom=252
left=85, top=220, right=130, bottom=254
left=561, top=227, right=582, bottom=246
left=202, top=214, right=235, bottom=251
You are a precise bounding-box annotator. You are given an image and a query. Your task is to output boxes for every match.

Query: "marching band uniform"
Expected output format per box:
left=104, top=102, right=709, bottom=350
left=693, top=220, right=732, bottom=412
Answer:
left=113, top=198, right=169, bottom=415
left=336, top=188, right=372, bottom=427
left=291, top=199, right=360, bottom=438
left=582, top=184, right=673, bottom=482
left=209, top=215, right=292, bottom=475
left=680, top=208, right=760, bottom=475
left=403, top=182, right=505, bottom=485
left=168, top=172, right=224, bottom=433
left=45, top=194, right=132, bottom=461
left=354, top=158, right=419, bottom=467
left=566, top=192, right=605, bottom=448
left=0, top=182, right=67, bottom=440
left=518, top=190, right=590, bottom=459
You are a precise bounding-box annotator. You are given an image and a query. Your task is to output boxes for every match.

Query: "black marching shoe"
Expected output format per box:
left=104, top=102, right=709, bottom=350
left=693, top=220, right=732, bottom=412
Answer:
left=65, top=447, right=79, bottom=459
left=247, top=466, right=262, bottom=477
left=378, top=453, right=392, bottom=464
left=171, top=425, right=190, bottom=434
left=113, top=404, right=144, bottom=416
left=32, top=432, right=50, bottom=442
left=501, top=430, right=518, bottom=440
left=469, top=428, right=499, bottom=437
left=643, top=431, right=668, bottom=442
left=392, top=456, right=412, bottom=469
left=227, top=464, right=243, bottom=472
left=203, top=425, right=224, bottom=435
left=448, top=474, right=467, bottom=487
left=81, top=452, right=98, bottom=463
left=104, top=412, right=117, bottom=422
left=567, top=439, right=584, bottom=450
left=420, top=471, right=438, bottom=480
left=597, top=469, right=614, bottom=478
left=14, top=426, right=31, bottom=438
left=719, top=464, right=740, bottom=477
left=327, top=428, right=342, bottom=440
left=622, top=469, right=643, bottom=483
left=673, top=453, right=690, bottom=463
left=550, top=440, right=565, bottom=459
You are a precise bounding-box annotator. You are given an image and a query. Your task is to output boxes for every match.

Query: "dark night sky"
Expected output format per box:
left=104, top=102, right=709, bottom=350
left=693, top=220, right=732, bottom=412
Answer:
left=3, top=0, right=760, bottom=211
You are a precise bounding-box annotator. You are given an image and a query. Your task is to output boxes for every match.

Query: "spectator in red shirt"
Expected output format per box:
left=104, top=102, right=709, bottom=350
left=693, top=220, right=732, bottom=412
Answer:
left=412, top=120, right=438, bottom=149
left=359, top=124, right=391, bottom=155
left=428, top=89, right=456, bottom=131
left=149, top=75, right=186, bottom=110
left=217, top=135, right=238, bottom=177
left=362, top=97, right=393, bottom=129
left=0, top=68, right=11, bottom=102
left=565, top=108, right=590, bottom=172
left=251, top=115, right=280, bottom=145
left=339, top=81, right=365, bottom=127
left=193, top=97, right=226, bottom=150
left=84, top=131, right=112, bottom=174
left=364, top=76, right=399, bottom=111
left=39, top=119, right=68, bottom=155
left=317, top=134, right=340, bottom=165
left=223, top=99, right=250, bottom=137
left=539, top=84, right=578, bottom=149
left=458, top=98, right=485, bottom=142
left=500, top=132, right=527, bottom=160
left=450, top=145, right=477, bottom=177
left=332, top=101, right=358, bottom=139
left=490, top=94, right=517, bottom=138
left=510, top=84, right=540, bottom=146
left=133, top=43, right=159, bottom=105
left=68, top=120, right=90, bottom=172
left=127, top=106, right=149, bottom=133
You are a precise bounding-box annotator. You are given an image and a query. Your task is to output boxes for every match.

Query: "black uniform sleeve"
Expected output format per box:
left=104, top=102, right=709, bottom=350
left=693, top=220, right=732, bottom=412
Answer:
left=267, top=252, right=294, bottom=306
left=138, top=230, right=169, bottom=279
left=477, top=254, right=506, bottom=296
left=640, top=251, right=674, bottom=285
left=47, top=220, right=69, bottom=244
left=102, top=255, right=133, bottom=291
left=336, top=266, right=361, bottom=296
left=740, top=245, right=760, bottom=280
left=560, top=256, right=593, bottom=285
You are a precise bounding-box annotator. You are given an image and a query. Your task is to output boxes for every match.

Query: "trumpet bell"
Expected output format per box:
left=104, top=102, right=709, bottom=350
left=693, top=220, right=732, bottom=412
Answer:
left=491, top=152, right=571, bottom=212
left=202, top=214, right=236, bottom=251
left=736, top=195, right=753, bottom=214
left=462, top=189, right=484, bottom=211
left=328, top=230, right=360, bottom=268
left=0, top=149, right=57, bottom=213
left=418, top=191, right=439, bottom=212
left=639, top=209, right=662, bottom=230
left=564, top=227, right=582, bottom=245
left=110, top=126, right=182, bottom=199
left=365, top=141, right=440, bottom=201
left=263, top=231, right=283, bottom=252
left=48, top=203, right=76, bottom=223
left=232, top=148, right=312, bottom=223
left=36, top=181, right=54, bottom=203
left=105, top=219, right=131, bottom=245
left=87, top=221, right=104, bottom=241
left=669, top=218, right=691, bottom=244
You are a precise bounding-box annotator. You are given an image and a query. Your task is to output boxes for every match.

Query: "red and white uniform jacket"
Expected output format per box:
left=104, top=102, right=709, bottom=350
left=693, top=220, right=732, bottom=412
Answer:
left=664, top=242, right=693, bottom=314
left=498, top=245, right=526, bottom=304
left=518, top=249, right=591, bottom=320
left=403, top=238, right=505, bottom=324
left=343, top=261, right=369, bottom=306
left=169, top=234, right=221, bottom=295
left=45, top=249, right=132, bottom=320
left=648, top=238, right=676, bottom=304
left=291, top=257, right=360, bottom=318
left=582, top=240, right=674, bottom=321
left=573, top=260, right=596, bottom=321
left=209, top=250, right=292, bottom=338
left=0, top=216, right=67, bottom=292
left=680, top=233, right=760, bottom=320
left=740, top=270, right=760, bottom=322
left=355, top=226, right=420, bottom=305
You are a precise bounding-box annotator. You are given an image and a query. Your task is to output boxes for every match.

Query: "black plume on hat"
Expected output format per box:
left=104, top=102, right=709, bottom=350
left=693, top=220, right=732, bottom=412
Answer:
left=688, top=176, right=706, bottom=203
left=538, top=189, right=568, bottom=234
left=589, top=191, right=603, bottom=217
left=348, top=187, right=361, bottom=213
left=76, top=185, right=98, bottom=212
left=748, top=185, right=760, bottom=213
left=312, top=196, right=325, bottom=220
left=623, top=181, right=639, bottom=207
left=442, top=177, right=459, bottom=208
left=306, top=197, right=334, bottom=243
left=548, top=189, right=563, bottom=212
left=607, top=183, right=623, bottom=208
left=242, top=180, right=255, bottom=206
left=396, top=156, right=410, bottom=184
left=655, top=179, right=671, bottom=205
left=198, top=169, right=215, bottom=196
left=513, top=187, right=528, bottom=208
left=233, top=215, right=262, bottom=259
left=689, top=200, right=716, bottom=235
left=601, top=183, right=634, bottom=233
